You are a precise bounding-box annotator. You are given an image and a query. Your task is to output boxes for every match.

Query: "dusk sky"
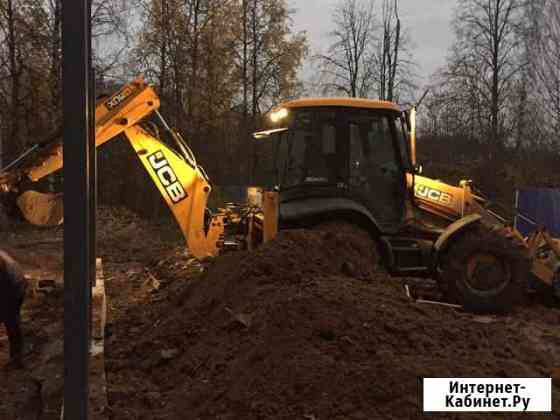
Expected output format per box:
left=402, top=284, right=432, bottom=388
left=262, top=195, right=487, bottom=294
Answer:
left=288, top=0, right=458, bottom=91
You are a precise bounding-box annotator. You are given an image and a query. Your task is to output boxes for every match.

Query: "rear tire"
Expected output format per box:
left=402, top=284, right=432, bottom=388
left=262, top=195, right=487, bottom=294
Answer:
left=438, top=223, right=530, bottom=314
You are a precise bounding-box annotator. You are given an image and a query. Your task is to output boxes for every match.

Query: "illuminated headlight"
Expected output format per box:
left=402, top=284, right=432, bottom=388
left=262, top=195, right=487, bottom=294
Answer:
left=269, top=107, right=288, bottom=123
left=247, top=187, right=263, bottom=207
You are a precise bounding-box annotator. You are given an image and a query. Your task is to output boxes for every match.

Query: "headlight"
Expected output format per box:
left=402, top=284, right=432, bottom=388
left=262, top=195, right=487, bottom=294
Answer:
left=269, top=108, right=288, bottom=123
left=247, top=187, right=263, bottom=207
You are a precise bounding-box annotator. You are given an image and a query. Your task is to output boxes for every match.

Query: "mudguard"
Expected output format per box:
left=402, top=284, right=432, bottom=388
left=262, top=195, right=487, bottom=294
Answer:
left=280, top=197, right=382, bottom=233
left=434, top=213, right=482, bottom=253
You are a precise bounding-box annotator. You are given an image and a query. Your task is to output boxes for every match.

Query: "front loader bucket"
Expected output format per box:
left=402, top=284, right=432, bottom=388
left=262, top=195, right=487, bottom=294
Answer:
left=17, top=190, right=64, bottom=226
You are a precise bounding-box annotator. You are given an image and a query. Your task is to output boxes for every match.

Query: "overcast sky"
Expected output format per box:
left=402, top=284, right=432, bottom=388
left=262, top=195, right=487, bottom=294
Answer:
left=288, top=0, right=458, bottom=93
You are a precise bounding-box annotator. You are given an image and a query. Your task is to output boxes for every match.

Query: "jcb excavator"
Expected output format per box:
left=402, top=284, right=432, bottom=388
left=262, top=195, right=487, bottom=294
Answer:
left=252, top=97, right=560, bottom=313
left=1, top=77, right=558, bottom=313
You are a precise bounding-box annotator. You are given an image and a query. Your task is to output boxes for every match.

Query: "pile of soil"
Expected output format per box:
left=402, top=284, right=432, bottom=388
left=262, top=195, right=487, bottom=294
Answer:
left=96, top=206, right=181, bottom=264
left=105, top=223, right=560, bottom=419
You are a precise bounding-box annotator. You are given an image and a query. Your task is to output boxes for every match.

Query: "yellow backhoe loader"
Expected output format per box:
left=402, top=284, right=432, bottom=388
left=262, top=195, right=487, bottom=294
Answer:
left=251, top=98, right=560, bottom=313
left=1, top=77, right=559, bottom=313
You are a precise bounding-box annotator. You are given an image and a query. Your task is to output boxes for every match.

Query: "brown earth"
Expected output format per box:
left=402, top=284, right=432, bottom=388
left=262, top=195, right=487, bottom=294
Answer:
left=102, top=216, right=560, bottom=420
left=0, top=225, right=64, bottom=420
left=3, top=208, right=560, bottom=419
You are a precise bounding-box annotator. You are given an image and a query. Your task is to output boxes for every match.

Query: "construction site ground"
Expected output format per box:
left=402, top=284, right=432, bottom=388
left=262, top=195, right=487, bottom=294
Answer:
left=2, top=207, right=560, bottom=419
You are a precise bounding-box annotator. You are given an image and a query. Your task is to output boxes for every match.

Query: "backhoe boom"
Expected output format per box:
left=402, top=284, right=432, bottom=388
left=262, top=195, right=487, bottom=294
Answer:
left=0, top=77, right=225, bottom=259
left=0, top=77, right=160, bottom=188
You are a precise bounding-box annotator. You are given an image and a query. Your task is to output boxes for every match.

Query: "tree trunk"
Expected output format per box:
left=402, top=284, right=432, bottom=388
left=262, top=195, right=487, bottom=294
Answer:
left=250, top=0, right=259, bottom=183
left=50, top=0, right=62, bottom=119
left=7, top=0, right=20, bottom=162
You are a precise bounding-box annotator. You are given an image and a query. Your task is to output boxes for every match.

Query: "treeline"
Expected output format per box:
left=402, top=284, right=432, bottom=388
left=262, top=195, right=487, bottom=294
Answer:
left=129, top=0, right=307, bottom=184
left=314, top=0, right=416, bottom=102
left=0, top=0, right=307, bottom=216
left=0, top=0, right=131, bottom=162
left=2, top=0, right=560, bottom=218
left=419, top=0, right=560, bottom=205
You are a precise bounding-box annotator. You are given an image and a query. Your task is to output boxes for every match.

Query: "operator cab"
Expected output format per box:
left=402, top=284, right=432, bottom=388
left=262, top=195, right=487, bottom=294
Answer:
left=253, top=98, right=414, bottom=232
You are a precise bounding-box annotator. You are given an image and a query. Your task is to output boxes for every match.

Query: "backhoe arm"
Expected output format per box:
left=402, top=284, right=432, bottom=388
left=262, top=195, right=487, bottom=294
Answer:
left=124, top=125, right=224, bottom=259
left=0, top=77, right=160, bottom=189
left=0, top=77, right=225, bottom=259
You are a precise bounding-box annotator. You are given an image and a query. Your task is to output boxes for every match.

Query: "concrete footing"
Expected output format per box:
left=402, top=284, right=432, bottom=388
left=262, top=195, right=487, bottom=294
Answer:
left=89, top=257, right=108, bottom=418
left=60, top=257, right=108, bottom=419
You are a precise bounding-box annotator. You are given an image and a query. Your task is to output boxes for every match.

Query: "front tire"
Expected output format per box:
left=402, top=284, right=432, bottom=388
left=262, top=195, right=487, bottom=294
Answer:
left=438, top=223, right=530, bottom=314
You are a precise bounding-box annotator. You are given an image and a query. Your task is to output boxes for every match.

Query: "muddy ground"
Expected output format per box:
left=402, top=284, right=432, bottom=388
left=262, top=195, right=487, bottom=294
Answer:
left=0, top=224, right=64, bottom=420
left=2, top=207, right=560, bottom=419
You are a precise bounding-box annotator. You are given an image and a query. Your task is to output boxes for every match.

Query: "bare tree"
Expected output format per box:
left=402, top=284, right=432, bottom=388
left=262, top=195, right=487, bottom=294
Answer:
left=0, top=0, right=134, bottom=175
left=236, top=0, right=307, bottom=181
left=452, top=0, right=524, bottom=149
left=378, top=0, right=407, bottom=101
left=317, top=0, right=377, bottom=97
left=535, top=0, right=560, bottom=136
left=0, top=0, right=21, bottom=162
left=240, top=0, right=307, bottom=114
left=317, top=0, right=415, bottom=100
left=507, top=0, right=545, bottom=154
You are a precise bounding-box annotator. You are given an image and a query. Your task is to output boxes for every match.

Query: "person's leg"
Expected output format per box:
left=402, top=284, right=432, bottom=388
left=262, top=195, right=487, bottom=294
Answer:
left=4, top=311, right=23, bottom=368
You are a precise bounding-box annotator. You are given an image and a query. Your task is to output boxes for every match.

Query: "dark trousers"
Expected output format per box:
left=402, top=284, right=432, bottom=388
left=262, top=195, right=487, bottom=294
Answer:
left=1, top=302, right=23, bottom=363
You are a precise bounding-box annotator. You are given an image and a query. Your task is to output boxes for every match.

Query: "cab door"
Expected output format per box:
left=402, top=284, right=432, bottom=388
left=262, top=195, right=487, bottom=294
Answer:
left=348, top=113, right=406, bottom=229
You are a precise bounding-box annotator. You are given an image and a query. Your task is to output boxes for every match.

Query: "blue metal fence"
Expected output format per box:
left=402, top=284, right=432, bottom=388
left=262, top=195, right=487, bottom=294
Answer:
left=515, top=189, right=560, bottom=237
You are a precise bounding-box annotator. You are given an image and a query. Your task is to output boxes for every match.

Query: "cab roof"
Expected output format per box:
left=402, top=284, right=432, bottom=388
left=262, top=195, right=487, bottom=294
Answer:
left=276, top=97, right=401, bottom=113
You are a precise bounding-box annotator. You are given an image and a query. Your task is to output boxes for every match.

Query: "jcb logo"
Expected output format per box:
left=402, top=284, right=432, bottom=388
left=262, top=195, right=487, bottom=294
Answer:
left=148, top=151, right=188, bottom=204
left=106, top=86, right=133, bottom=110
left=415, top=185, right=452, bottom=205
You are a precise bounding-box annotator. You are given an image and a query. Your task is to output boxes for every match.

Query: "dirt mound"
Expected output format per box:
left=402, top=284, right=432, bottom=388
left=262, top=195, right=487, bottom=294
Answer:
left=97, top=205, right=182, bottom=264
left=106, top=225, right=560, bottom=419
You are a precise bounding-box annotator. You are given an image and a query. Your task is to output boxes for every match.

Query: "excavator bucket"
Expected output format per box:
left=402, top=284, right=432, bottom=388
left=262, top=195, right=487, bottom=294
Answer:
left=16, top=190, right=64, bottom=226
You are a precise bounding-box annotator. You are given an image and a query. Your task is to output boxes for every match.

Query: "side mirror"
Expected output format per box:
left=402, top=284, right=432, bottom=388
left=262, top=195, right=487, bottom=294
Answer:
left=414, top=163, right=423, bottom=175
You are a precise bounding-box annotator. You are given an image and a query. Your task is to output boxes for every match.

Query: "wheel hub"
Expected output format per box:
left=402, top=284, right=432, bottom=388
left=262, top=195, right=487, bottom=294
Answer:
left=465, top=253, right=510, bottom=295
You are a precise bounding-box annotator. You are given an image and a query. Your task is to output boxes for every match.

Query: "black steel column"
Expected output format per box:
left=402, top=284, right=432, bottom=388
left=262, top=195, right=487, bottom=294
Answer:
left=62, top=0, right=94, bottom=417
left=88, top=0, right=96, bottom=285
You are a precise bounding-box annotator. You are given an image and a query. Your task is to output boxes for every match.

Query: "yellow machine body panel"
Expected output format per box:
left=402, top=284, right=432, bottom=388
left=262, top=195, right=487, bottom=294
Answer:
left=124, top=125, right=223, bottom=260
left=407, top=173, right=501, bottom=227
left=25, top=78, right=160, bottom=183
left=409, top=175, right=465, bottom=221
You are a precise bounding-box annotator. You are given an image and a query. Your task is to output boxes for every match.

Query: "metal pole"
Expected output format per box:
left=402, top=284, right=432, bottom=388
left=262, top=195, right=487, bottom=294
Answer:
left=87, top=1, right=96, bottom=282
left=88, top=0, right=96, bottom=339
left=62, top=0, right=93, bottom=417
